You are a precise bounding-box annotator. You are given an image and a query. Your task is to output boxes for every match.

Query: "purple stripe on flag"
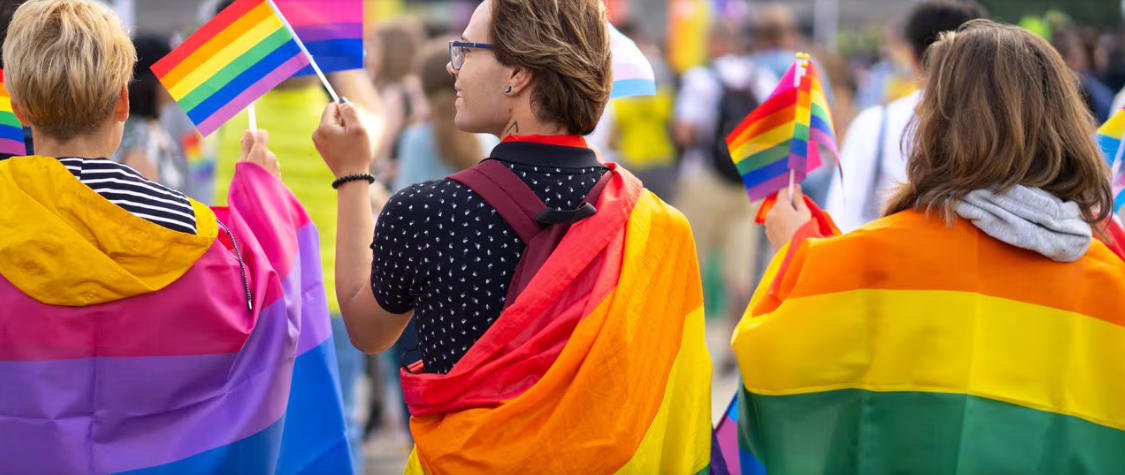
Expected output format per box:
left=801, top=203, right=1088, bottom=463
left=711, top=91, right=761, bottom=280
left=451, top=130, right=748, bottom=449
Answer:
left=0, top=238, right=328, bottom=474
left=0, top=137, right=25, bottom=156
left=293, top=223, right=332, bottom=356
left=746, top=173, right=793, bottom=201
left=809, top=128, right=838, bottom=157
left=196, top=54, right=310, bottom=136
left=716, top=416, right=741, bottom=474
left=294, top=23, right=364, bottom=42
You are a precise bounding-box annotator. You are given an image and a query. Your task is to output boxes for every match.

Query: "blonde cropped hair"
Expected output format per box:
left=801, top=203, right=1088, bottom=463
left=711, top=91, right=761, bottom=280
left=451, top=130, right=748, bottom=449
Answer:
left=3, top=0, right=135, bottom=141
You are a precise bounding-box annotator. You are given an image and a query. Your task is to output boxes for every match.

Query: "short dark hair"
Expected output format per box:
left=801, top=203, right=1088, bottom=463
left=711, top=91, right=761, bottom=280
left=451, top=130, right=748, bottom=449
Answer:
left=904, top=0, right=988, bottom=60
left=129, top=34, right=172, bottom=120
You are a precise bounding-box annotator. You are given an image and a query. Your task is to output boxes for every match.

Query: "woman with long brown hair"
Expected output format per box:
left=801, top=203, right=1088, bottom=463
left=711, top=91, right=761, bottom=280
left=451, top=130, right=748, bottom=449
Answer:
left=734, top=21, right=1125, bottom=473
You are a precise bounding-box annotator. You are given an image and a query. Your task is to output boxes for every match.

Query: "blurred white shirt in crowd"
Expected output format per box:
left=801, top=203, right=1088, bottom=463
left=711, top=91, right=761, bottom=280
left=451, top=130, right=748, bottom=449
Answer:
left=826, top=90, right=921, bottom=233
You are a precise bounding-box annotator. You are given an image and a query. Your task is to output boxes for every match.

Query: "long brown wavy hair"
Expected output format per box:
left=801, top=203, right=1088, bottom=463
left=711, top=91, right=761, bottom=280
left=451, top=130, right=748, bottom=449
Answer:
left=885, top=20, right=1113, bottom=225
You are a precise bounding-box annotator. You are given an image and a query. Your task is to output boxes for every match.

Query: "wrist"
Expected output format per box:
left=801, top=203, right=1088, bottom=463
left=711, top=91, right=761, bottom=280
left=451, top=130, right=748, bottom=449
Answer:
left=332, top=173, right=376, bottom=190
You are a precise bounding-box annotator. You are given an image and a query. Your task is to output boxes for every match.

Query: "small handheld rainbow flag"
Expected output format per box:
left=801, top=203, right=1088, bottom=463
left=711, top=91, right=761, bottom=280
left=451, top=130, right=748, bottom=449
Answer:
left=725, top=53, right=838, bottom=201
left=152, top=0, right=311, bottom=136
left=0, top=70, right=27, bottom=158
left=1097, top=106, right=1125, bottom=212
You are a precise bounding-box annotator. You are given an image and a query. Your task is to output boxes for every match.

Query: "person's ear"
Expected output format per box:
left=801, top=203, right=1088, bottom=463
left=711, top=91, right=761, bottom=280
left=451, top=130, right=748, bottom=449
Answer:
left=114, top=85, right=129, bottom=122
left=11, top=100, right=28, bottom=126
left=505, top=66, right=534, bottom=96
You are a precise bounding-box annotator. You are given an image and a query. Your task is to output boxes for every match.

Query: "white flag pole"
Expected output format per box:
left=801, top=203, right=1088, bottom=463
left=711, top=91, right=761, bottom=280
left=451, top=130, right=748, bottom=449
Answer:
left=789, top=53, right=810, bottom=206
left=265, top=0, right=341, bottom=103
left=248, top=102, right=258, bottom=132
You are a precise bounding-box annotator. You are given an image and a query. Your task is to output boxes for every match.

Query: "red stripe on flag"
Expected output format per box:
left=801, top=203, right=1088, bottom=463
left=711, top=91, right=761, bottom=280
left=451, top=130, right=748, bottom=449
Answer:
left=151, top=0, right=265, bottom=79
left=725, top=88, right=798, bottom=146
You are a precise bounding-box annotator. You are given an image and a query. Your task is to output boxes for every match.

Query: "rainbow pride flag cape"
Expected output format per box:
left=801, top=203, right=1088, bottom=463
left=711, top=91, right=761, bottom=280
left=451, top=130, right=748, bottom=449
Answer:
left=273, top=0, right=364, bottom=76
left=725, top=53, right=838, bottom=201
left=152, top=0, right=311, bottom=136
left=732, top=210, right=1125, bottom=474
left=399, top=165, right=713, bottom=475
left=0, top=70, right=26, bottom=158
left=1097, top=106, right=1125, bottom=212
left=0, top=157, right=352, bottom=474
left=609, top=23, right=656, bottom=98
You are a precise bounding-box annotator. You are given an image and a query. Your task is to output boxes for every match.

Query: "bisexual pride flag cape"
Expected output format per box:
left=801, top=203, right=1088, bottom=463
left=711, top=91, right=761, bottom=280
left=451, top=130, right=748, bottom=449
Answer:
left=400, top=165, right=713, bottom=475
left=732, top=209, right=1125, bottom=474
left=0, top=157, right=352, bottom=474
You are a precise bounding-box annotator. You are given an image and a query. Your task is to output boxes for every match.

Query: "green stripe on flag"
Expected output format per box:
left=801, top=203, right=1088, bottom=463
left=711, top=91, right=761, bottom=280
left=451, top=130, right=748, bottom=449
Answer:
left=176, top=27, right=292, bottom=112
left=735, top=143, right=790, bottom=176
left=740, top=387, right=1125, bottom=475
left=0, top=112, right=21, bottom=129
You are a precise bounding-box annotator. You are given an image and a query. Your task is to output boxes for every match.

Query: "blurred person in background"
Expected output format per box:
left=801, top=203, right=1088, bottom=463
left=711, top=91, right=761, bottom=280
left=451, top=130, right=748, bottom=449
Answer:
left=673, top=19, right=776, bottom=371
left=607, top=20, right=678, bottom=201
left=827, top=0, right=988, bottom=233
left=1053, top=28, right=1113, bottom=122
left=368, top=18, right=427, bottom=168
left=208, top=2, right=386, bottom=473
left=111, top=34, right=187, bottom=191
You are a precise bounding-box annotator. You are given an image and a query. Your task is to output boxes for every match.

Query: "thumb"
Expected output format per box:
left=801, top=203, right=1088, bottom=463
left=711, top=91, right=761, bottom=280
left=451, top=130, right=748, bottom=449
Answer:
left=792, top=185, right=809, bottom=212
left=338, top=102, right=363, bottom=132
left=319, top=102, right=343, bottom=130
left=238, top=130, right=254, bottom=161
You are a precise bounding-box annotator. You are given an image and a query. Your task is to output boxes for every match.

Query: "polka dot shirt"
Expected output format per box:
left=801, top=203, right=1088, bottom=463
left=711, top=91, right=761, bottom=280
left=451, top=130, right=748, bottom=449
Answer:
left=370, top=139, right=607, bottom=374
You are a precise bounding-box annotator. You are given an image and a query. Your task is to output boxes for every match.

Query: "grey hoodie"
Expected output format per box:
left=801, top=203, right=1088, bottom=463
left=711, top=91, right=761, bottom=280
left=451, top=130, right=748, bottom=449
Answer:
left=955, top=186, right=1092, bottom=262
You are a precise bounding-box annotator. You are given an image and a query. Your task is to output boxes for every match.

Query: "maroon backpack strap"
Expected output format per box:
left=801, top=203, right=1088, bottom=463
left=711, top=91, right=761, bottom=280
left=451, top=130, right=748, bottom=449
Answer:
left=448, top=160, right=546, bottom=242
left=448, top=159, right=614, bottom=308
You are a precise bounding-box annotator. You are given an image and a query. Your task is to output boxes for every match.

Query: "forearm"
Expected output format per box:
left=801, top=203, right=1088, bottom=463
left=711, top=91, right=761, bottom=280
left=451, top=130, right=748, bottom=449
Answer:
left=334, top=181, right=376, bottom=325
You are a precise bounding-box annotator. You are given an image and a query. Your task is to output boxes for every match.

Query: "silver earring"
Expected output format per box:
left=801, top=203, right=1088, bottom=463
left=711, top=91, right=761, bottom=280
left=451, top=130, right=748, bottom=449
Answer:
left=504, top=86, right=513, bottom=94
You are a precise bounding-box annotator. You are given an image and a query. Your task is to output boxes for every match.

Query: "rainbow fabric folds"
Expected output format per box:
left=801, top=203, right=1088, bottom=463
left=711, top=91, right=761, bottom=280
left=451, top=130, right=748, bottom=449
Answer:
left=1097, top=106, right=1125, bottom=212
left=0, top=157, right=352, bottom=474
left=152, top=0, right=310, bottom=136
left=399, top=166, right=713, bottom=475
left=725, top=54, right=838, bottom=201
left=732, top=210, right=1125, bottom=474
left=0, top=70, right=26, bottom=157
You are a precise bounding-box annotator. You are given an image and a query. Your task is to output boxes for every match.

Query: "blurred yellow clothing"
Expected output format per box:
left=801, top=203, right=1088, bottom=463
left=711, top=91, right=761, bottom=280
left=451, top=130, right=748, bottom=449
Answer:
left=612, top=88, right=675, bottom=170
left=213, top=85, right=341, bottom=314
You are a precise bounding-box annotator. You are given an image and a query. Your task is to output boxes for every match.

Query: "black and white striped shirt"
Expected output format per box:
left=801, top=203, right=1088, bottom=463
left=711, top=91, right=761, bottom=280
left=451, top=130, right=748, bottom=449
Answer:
left=59, top=157, right=197, bottom=234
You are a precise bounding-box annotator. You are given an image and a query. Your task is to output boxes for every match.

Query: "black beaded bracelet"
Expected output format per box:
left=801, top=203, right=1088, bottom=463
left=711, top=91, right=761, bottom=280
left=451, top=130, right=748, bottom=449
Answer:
left=332, top=173, right=376, bottom=189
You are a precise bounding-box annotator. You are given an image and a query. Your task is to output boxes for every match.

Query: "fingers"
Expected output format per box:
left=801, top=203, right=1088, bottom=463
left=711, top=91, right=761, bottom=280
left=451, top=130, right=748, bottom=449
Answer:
left=319, top=102, right=343, bottom=130
left=238, top=130, right=254, bottom=161
left=338, top=102, right=363, bottom=133
left=792, top=185, right=809, bottom=212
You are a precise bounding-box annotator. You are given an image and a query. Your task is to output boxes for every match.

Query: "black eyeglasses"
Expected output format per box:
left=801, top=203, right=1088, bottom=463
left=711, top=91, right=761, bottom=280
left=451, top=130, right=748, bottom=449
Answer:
left=449, top=40, right=494, bottom=71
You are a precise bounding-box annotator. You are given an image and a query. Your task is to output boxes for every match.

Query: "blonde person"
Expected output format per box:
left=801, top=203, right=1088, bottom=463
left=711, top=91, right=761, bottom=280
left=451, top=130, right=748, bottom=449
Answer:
left=736, top=22, right=1125, bottom=473
left=0, top=1, right=352, bottom=472
left=314, top=0, right=714, bottom=471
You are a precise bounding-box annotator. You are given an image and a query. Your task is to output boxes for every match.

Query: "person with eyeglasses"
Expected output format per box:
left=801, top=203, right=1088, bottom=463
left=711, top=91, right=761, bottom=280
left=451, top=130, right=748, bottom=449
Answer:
left=312, top=0, right=714, bottom=472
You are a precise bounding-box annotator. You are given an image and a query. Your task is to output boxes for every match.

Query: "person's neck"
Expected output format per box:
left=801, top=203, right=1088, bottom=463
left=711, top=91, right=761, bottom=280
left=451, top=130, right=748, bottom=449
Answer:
left=497, top=108, right=567, bottom=140
left=34, top=128, right=118, bottom=159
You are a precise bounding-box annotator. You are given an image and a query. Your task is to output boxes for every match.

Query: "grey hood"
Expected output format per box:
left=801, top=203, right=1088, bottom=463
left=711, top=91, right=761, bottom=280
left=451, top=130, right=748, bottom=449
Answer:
left=955, top=186, right=1091, bottom=262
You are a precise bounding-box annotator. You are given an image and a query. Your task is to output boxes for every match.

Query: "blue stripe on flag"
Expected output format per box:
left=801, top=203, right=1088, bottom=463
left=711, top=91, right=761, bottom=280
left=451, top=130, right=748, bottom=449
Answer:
left=277, top=338, right=354, bottom=475
left=610, top=78, right=657, bottom=99
left=294, top=39, right=365, bottom=77
left=1099, top=134, right=1122, bottom=166
left=741, top=157, right=791, bottom=188
left=0, top=124, right=25, bottom=142
left=115, top=418, right=285, bottom=475
left=187, top=40, right=303, bottom=125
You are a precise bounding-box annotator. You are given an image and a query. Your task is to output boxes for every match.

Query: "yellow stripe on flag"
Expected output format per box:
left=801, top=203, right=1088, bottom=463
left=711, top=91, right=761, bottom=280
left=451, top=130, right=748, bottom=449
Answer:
left=730, top=121, right=794, bottom=159
left=167, top=13, right=285, bottom=101
left=733, top=288, right=1125, bottom=432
